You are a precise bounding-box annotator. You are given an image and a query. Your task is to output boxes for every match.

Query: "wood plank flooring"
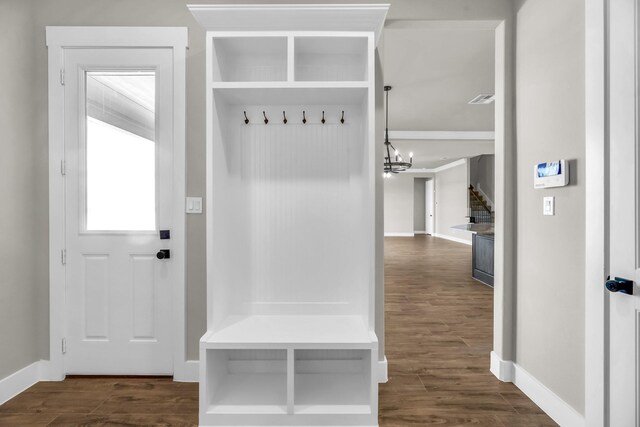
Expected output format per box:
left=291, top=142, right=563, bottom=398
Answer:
left=0, top=236, right=555, bottom=426
left=380, top=236, right=555, bottom=426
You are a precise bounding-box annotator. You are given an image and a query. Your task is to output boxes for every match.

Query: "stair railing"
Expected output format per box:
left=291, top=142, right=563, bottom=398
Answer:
left=468, top=185, right=492, bottom=214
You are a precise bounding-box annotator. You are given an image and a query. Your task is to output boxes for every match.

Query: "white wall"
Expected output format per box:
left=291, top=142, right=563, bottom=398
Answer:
left=384, top=174, right=417, bottom=235
left=434, top=162, right=472, bottom=243
left=0, top=0, right=43, bottom=379
left=515, top=0, right=585, bottom=414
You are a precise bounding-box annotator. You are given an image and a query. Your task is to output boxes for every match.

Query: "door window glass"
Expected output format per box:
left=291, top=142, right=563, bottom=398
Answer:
left=85, top=72, right=156, bottom=231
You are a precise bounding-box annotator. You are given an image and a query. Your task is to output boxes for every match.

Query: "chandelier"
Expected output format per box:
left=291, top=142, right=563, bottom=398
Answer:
left=383, top=85, right=412, bottom=177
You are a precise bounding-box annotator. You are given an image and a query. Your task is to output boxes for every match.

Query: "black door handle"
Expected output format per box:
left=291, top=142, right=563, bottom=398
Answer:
left=156, top=249, right=171, bottom=260
left=605, top=276, right=633, bottom=295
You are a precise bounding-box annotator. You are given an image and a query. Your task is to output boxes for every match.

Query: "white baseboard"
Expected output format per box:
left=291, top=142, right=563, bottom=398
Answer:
left=0, top=358, right=201, bottom=405
left=433, top=233, right=472, bottom=246
left=414, top=230, right=427, bottom=234
left=174, top=360, right=199, bottom=382
left=0, top=361, right=43, bottom=405
left=490, top=352, right=584, bottom=427
left=377, top=357, right=388, bottom=383
left=490, top=351, right=515, bottom=381
left=384, top=232, right=415, bottom=237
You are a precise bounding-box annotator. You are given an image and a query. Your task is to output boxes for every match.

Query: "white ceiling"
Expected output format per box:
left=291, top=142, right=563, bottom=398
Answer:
left=392, top=139, right=494, bottom=169
left=382, top=25, right=495, bottom=169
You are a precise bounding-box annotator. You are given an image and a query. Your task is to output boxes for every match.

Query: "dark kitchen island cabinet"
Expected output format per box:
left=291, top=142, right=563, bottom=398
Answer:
left=472, top=233, right=494, bottom=287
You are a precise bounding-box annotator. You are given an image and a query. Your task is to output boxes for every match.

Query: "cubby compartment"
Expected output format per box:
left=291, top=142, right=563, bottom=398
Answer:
left=212, top=37, right=287, bottom=82
left=205, top=349, right=287, bottom=414
left=294, top=37, right=368, bottom=81
left=294, top=349, right=372, bottom=414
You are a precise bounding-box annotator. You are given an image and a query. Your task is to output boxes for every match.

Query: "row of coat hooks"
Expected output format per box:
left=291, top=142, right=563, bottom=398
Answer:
left=243, top=110, right=346, bottom=125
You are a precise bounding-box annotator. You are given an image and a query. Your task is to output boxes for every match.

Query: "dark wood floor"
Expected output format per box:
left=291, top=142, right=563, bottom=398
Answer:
left=379, top=236, right=555, bottom=426
left=0, top=236, right=555, bottom=426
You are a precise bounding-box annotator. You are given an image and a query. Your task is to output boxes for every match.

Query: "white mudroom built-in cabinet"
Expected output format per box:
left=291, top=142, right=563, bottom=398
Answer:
left=189, top=4, right=389, bottom=426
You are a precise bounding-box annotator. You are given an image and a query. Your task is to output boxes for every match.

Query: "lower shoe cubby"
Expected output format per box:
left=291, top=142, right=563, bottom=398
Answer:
left=294, top=349, right=372, bottom=414
left=204, top=348, right=287, bottom=414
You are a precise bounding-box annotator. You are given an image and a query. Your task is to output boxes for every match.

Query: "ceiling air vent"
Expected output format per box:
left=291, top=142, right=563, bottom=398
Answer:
left=468, top=94, right=495, bottom=105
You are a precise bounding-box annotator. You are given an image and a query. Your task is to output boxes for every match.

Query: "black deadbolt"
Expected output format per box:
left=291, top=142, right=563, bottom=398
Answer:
left=605, top=276, right=633, bottom=295
left=156, top=249, right=171, bottom=260
left=159, top=230, right=171, bottom=240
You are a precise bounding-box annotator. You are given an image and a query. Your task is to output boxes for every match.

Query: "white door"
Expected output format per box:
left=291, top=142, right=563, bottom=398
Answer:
left=425, top=179, right=435, bottom=235
left=63, top=48, right=175, bottom=374
left=608, top=0, right=640, bottom=423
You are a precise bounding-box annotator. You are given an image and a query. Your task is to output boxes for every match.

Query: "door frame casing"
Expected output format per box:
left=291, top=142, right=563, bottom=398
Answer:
left=425, top=178, right=434, bottom=235
left=45, top=27, right=189, bottom=381
left=585, top=0, right=610, bottom=424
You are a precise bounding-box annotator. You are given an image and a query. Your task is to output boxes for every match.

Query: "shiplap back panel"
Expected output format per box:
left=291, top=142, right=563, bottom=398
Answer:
left=212, top=104, right=370, bottom=320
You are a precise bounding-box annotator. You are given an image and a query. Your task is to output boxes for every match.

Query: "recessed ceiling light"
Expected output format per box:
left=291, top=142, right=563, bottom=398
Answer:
left=468, top=94, right=495, bottom=105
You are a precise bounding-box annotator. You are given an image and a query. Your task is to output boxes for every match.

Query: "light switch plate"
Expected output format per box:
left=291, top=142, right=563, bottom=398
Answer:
left=186, top=197, right=203, bottom=214
left=543, top=196, right=555, bottom=216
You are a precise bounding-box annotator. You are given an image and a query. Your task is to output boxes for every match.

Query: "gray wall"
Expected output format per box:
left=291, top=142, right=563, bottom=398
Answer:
left=0, top=0, right=43, bottom=380
left=434, top=163, right=472, bottom=243
left=384, top=174, right=417, bottom=234
left=413, top=178, right=428, bottom=232
left=383, top=173, right=434, bottom=235
left=470, top=154, right=495, bottom=204
left=515, top=0, right=585, bottom=414
left=0, top=0, right=514, bottom=378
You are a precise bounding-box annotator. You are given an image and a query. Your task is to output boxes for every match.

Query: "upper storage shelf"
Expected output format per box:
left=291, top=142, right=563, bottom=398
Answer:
left=295, top=36, right=368, bottom=82
left=212, top=37, right=288, bottom=82
left=211, top=35, right=369, bottom=83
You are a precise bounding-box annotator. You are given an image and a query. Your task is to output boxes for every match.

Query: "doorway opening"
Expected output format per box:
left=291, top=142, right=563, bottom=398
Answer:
left=378, top=16, right=523, bottom=421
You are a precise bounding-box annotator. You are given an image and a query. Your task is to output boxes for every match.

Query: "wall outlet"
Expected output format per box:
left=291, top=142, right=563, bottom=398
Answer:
left=543, top=196, right=555, bottom=216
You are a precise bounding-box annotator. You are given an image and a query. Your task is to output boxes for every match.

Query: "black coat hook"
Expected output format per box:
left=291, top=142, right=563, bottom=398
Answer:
left=263, top=111, right=268, bottom=124
left=243, top=111, right=249, bottom=125
left=283, top=111, right=287, bottom=124
left=340, top=111, right=345, bottom=124
left=302, top=111, right=307, bottom=124
left=321, top=111, right=326, bottom=124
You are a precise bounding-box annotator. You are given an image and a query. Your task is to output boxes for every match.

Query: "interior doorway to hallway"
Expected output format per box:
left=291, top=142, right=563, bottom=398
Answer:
left=379, top=13, right=517, bottom=418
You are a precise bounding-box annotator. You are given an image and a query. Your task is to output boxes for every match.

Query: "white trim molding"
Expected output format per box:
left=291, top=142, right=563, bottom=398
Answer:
left=174, top=360, right=200, bottom=383
left=384, top=232, right=415, bottom=237
left=490, top=353, right=585, bottom=427
left=46, top=26, right=188, bottom=379
left=377, top=357, right=389, bottom=383
left=0, top=361, right=43, bottom=405
left=584, top=0, right=607, bottom=425
left=388, top=130, right=495, bottom=141
left=433, top=159, right=467, bottom=173
left=400, top=159, right=467, bottom=174
left=433, top=233, right=472, bottom=246
left=490, top=350, right=515, bottom=382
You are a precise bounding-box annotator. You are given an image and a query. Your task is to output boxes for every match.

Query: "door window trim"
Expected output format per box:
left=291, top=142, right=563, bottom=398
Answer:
left=45, top=26, right=189, bottom=381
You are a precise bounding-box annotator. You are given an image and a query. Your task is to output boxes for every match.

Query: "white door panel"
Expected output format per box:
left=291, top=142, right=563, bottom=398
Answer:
left=64, top=48, right=174, bottom=374
left=608, top=0, right=640, bottom=424
left=425, top=179, right=434, bottom=235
